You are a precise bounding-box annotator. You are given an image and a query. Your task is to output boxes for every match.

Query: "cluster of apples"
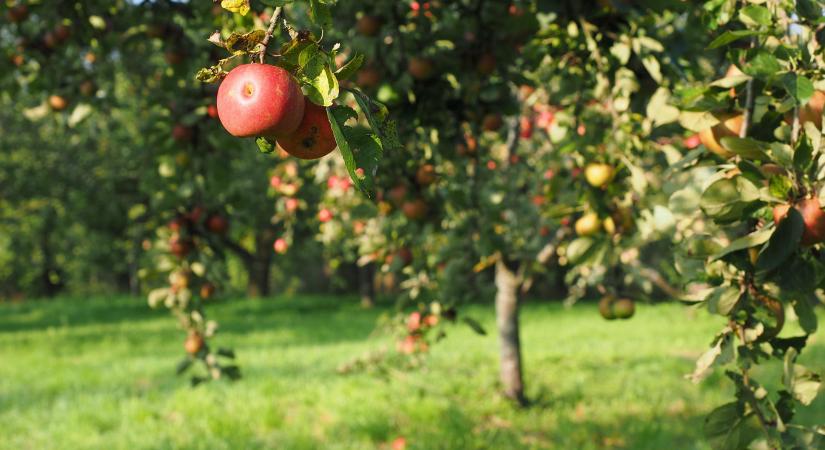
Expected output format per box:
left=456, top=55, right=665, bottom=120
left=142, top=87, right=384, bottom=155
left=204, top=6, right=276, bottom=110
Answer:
left=598, top=296, right=635, bottom=320
left=167, top=207, right=229, bottom=258
left=216, top=63, right=336, bottom=160
left=397, top=311, right=439, bottom=355
left=572, top=162, right=633, bottom=237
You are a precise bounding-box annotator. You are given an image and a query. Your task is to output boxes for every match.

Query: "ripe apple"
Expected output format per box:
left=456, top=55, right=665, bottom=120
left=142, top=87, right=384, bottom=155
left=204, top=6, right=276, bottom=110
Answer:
left=683, top=134, right=701, bottom=149
left=217, top=63, right=305, bottom=138
left=200, top=282, right=216, bottom=299
left=356, top=15, right=382, bottom=36
left=356, top=66, right=382, bottom=89
left=477, top=53, right=496, bottom=75
left=184, top=332, right=204, bottom=355
left=698, top=113, right=743, bottom=158
left=407, top=311, right=422, bottom=332
left=397, top=247, right=413, bottom=265
left=408, top=57, right=435, bottom=80
left=168, top=216, right=187, bottom=232
left=48, top=95, right=68, bottom=111
left=275, top=99, right=337, bottom=160
left=584, top=163, right=614, bottom=188
left=574, top=212, right=601, bottom=237
left=318, top=208, right=333, bottom=223
left=172, top=124, right=192, bottom=143
left=482, top=113, right=503, bottom=132
left=519, top=116, right=533, bottom=139
left=169, top=235, right=193, bottom=258
left=402, top=199, right=428, bottom=221
left=416, top=164, right=436, bottom=186
left=531, top=194, right=544, bottom=206
left=206, top=214, right=228, bottom=234
left=7, top=4, right=29, bottom=22
left=773, top=198, right=825, bottom=246
left=206, top=104, right=219, bottom=119
left=486, top=160, right=497, bottom=170
left=285, top=198, right=299, bottom=213
left=797, top=90, right=825, bottom=130
left=10, top=54, right=24, bottom=66
left=613, top=298, right=635, bottom=319
left=273, top=238, right=288, bottom=254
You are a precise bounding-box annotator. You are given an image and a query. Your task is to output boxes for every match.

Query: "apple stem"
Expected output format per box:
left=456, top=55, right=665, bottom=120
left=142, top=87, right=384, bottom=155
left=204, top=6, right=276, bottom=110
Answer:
left=259, top=7, right=283, bottom=64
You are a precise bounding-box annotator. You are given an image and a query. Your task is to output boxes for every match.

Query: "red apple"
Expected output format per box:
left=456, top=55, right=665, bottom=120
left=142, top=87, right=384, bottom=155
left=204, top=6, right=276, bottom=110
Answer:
left=206, top=214, right=228, bottom=234
left=318, top=208, right=333, bottom=223
left=482, top=113, right=503, bottom=131
left=206, top=104, right=219, bottom=119
left=773, top=198, right=825, bottom=246
left=402, top=199, right=428, bottom=221
left=519, top=116, right=533, bottom=139
left=408, top=57, right=435, bottom=80
left=416, top=164, right=436, bottom=186
left=172, top=124, right=192, bottom=143
left=275, top=99, right=337, bottom=160
left=273, top=238, right=288, bottom=254
left=48, top=95, right=68, bottom=111
left=217, top=64, right=305, bottom=138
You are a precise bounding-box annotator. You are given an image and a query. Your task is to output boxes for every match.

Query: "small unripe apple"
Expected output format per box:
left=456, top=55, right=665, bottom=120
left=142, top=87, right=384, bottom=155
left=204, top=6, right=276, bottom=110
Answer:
left=356, top=15, right=382, bottom=36
left=584, top=163, right=614, bottom=188
left=613, top=298, right=635, bottom=319
left=402, top=199, right=428, bottom=221
left=408, top=57, right=435, bottom=80
left=699, top=113, right=743, bottom=158
left=574, top=212, right=601, bottom=237
left=599, top=297, right=616, bottom=320
left=416, top=164, right=436, bottom=186
left=274, top=99, right=336, bottom=160
left=773, top=198, right=825, bottom=246
left=217, top=64, right=305, bottom=138
left=48, top=95, right=68, bottom=111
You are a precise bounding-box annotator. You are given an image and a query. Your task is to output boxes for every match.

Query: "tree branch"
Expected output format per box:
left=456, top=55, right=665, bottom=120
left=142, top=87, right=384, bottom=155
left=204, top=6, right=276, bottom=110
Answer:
left=259, top=7, right=283, bottom=64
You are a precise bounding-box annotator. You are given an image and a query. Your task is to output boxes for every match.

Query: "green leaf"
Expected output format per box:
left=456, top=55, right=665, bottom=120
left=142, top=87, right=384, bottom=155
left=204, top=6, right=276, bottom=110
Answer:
left=756, top=208, right=803, bottom=272
left=462, top=317, right=487, bottom=336
left=700, top=177, right=761, bottom=223
left=745, top=50, right=782, bottom=78
left=176, top=357, right=193, bottom=375
left=256, top=136, right=276, bottom=154
left=768, top=175, right=793, bottom=200
left=718, top=137, right=771, bottom=160
left=793, top=296, right=818, bottom=334
left=708, top=285, right=742, bottom=316
left=309, top=0, right=331, bottom=27
left=739, top=5, right=772, bottom=27
left=711, top=227, right=773, bottom=261
left=679, top=111, right=720, bottom=132
left=782, top=73, right=815, bottom=105
left=335, top=53, right=365, bottom=82
left=327, top=106, right=380, bottom=198
left=299, top=48, right=339, bottom=107
left=704, top=403, right=761, bottom=450
left=689, top=329, right=734, bottom=383
left=707, top=30, right=761, bottom=50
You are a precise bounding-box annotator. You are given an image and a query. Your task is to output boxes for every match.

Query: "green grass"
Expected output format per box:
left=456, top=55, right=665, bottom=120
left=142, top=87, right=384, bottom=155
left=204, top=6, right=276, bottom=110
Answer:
left=0, top=296, right=823, bottom=450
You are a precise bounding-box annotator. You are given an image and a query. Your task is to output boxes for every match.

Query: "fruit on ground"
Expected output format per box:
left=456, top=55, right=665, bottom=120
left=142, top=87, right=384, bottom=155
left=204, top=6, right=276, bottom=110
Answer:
left=574, top=212, right=601, bottom=237
left=698, top=113, right=743, bottom=158
left=613, top=298, right=635, bottom=319
left=275, top=99, right=337, bottom=160
left=356, top=15, right=382, bottom=36
left=49, top=95, right=68, bottom=111
left=416, top=164, right=436, bottom=186
left=753, top=294, right=784, bottom=342
left=206, top=214, right=228, bottom=234
left=402, top=199, right=428, bottom=221
left=217, top=63, right=305, bottom=137
left=584, top=163, right=614, bottom=188
left=598, top=297, right=616, bottom=320
left=773, top=198, right=825, bottom=246
left=408, top=57, right=435, bottom=80
left=184, top=333, right=204, bottom=355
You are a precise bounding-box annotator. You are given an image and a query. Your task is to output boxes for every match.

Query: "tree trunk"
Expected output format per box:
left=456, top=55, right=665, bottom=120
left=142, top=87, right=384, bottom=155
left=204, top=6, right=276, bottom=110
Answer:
left=40, top=208, right=63, bottom=298
left=358, top=263, right=375, bottom=308
left=495, top=259, right=526, bottom=405
left=245, top=231, right=275, bottom=298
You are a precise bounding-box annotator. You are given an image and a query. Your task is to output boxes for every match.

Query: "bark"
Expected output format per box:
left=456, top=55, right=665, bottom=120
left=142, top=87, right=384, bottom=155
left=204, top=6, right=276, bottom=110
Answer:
left=495, top=259, right=526, bottom=406
left=245, top=231, right=275, bottom=298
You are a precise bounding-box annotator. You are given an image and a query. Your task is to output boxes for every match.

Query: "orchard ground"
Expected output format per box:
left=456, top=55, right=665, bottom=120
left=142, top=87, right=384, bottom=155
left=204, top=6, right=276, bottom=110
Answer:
left=1, top=297, right=823, bottom=450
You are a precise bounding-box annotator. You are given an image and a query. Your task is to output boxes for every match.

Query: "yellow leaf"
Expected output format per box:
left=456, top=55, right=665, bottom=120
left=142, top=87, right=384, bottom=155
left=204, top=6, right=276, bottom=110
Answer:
left=221, top=0, right=250, bottom=16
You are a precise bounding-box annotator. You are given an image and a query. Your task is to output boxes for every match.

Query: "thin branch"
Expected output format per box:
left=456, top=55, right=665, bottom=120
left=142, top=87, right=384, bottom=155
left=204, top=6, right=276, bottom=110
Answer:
left=259, top=7, right=283, bottom=64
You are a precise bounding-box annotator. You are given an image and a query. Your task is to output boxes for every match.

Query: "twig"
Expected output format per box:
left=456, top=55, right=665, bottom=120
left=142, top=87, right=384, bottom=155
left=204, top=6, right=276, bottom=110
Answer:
left=259, top=7, right=283, bottom=63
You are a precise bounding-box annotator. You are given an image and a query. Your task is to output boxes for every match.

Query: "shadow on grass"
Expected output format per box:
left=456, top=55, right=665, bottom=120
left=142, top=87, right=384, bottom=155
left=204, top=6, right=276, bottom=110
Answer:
left=0, top=297, right=162, bottom=333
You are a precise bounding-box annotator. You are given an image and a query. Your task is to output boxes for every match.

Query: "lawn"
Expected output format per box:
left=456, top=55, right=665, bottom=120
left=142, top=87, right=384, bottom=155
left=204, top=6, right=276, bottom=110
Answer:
left=0, top=296, right=823, bottom=450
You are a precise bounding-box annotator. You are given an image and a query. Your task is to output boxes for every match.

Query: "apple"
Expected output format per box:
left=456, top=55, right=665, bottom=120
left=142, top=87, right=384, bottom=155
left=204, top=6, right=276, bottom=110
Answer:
left=206, top=214, right=228, bottom=234
left=269, top=176, right=282, bottom=189
left=683, top=134, right=701, bottom=149
left=285, top=198, right=299, bottom=213
left=584, top=163, right=614, bottom=188
left=7, top=4, right=29, bottom=22
left=519, top=85, right=535, bottom=100
left=79, top=80, right=96, bottom=97
left=598, top=297, right=616, bottom=320
left=603, top=216, right=616, bottom=235
left=187, top=206, right=205, bottom=224
left=519, top=116, right=533, bottom=139
left=48, top=95, right=68, bottom=111
left=206, top=104, right=219, bottom=119
left=407, top=311, right=422, bottom=332
left=531, top=195, right=544, bottom=206
left=273, top=238, right=288, bottom=254
left=416, top=164, right=436, bottom=186
left=10, top=54, right=24, bottom=67
left=402, top=199, right=428, bottom=221
left=168, top=216, right=187, bottom=232
left=574, top=212, right=601, bottom=236
left=613, top=298, right=635, bottom=319
left=356, top=15, right=382, bottom=36
left=275, top=99, right=337, bottom=160
left=318, top=208, right=333, bottom=223
left=53, top=24, right=71, bottom=43
left=482, top=113, right=503, bottom=131
left=356, top=66, right=382, bottom=89
left=477, top=53, right=496, bottom=75
left=699, top=113, right=743, bottom=158
left=172, top=124, right=192, bottom=143
left=486, top=160, right=497, bottom=170
left=217, top=63, right=305, bottom=137
left=773, top=198, right=825, bottom=246
left=184, top=332, right=204, bottom=355
left=169, top=235, right=193, bottom=258
left=200, top=282, right=216, bottom=299
left=797, top=90, right=825, bottom=130
left=408, top=57, right=435, bottom=80
left=388, top=184, right=408, bottom=207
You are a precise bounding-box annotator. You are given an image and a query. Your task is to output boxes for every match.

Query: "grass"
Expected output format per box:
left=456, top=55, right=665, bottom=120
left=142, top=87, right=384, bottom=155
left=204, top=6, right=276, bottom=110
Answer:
left=0, top=296, right=823, bottom=450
